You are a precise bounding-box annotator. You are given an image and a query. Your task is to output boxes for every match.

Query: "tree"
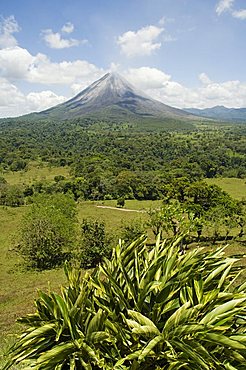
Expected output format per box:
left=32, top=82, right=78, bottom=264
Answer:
left=79, top=219, right=111, bottom=268
left=120, top=219, right=146, bottom=243
left=19, top=193, right=77, bottom=269
left=7, top=235, right=246, bottom=369
left=116, top=196, right=125, bottom=208
left=0, top=183, right=24, bottom=207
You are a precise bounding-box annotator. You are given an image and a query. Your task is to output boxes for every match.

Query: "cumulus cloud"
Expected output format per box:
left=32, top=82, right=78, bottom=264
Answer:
left=0, top=77, right=67, bottom=117
left=117, top=25, right=164, bottom=57
left=42, top=29, right=83, bottom=49
left=0, top=46, right=33, bottom=78
left=61, top=22, right=74, bottom=34
left=125, top=67, right=171, bottom=90
left=26, top=90, right=66, bottom=111
left=42, top=23, right=87, bottom=49
left=0, top=46, right=103, bottom=84
left=232, top=9, right=246, bottom=19
left=0, top=15, right=20, bottom=48
left=124, top=67, right=246, bottom=109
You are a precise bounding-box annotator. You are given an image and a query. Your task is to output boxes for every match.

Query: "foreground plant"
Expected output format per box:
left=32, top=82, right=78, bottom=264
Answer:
left=4, top=235, right=246, bottom=369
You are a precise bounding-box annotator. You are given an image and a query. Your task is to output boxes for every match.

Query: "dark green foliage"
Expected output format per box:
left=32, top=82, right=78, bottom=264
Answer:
left=0, top=118, right=245, bottom=202
left=79, top=219, right=111, bottom=269
left=9, top=159, right=27, bottom=172
left=0, top=182, right=24, bottom=207
left=5, top=236, right=246, bottom=369
left=19, top=193, right=77, bottom=269
left=54, top=175, right=66, bottom=182
left=120, top=219, right=146, bottom=243
left=148, top=181, right=245, bottom=242
left=116, top=196, right=125, bottom=208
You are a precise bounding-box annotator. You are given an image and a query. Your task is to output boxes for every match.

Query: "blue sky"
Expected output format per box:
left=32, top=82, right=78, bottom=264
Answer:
left=0, top=0, right=246, bottom=117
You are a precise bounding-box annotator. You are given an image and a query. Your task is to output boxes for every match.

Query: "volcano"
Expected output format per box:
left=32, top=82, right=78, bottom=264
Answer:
left=37, top=72, right=195, bottom=123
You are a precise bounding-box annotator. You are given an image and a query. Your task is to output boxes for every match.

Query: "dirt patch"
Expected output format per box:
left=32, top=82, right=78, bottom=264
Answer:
left=96, top=205, right=145, bottom=213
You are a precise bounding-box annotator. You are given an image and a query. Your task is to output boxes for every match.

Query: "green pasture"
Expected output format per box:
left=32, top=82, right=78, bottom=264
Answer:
left=205, top=177, right=246, bottom=200
left=1, top=163, right=70, bottom=185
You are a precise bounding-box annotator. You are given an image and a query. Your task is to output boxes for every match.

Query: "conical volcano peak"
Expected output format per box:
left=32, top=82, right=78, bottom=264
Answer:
left=88, top=71, right=137, bottom=96
left=39, top=71, right=195, bottom=123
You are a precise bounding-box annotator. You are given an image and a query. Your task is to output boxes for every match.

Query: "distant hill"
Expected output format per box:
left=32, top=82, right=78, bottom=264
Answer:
left=184, top=106, right=246, bottom=122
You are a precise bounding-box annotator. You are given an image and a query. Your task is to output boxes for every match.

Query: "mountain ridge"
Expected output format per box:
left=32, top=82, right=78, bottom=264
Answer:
left=184, top=105, right=246, bottom=122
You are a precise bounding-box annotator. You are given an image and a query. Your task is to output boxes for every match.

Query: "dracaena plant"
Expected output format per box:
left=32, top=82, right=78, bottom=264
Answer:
left=4, top=234, right=246, bottom=369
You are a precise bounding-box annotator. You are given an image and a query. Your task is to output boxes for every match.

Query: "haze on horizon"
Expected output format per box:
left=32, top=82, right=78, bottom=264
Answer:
left=0, top=0, right=246, bottom=118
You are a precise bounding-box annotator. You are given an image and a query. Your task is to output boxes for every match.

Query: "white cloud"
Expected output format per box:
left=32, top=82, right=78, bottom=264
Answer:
left=216, top=1, right=246, bottom=20
left=26, top=90, right=66, bottom=111
left=124, top=67, right=246, bottom=109
left=0, top=46, right=34, bottom=78
left=117, top=25, right=164, bottom=57
left=125, top=67, right=171, bottom=90
left=216, top=0, right=234, bottom=15
left=61, top=22, right=74, bottom=34
left=42, top=23, right=87, bottom=49
left=0, top=15, right=20, bottom=48
left=0, top=77, right=67, bottom=117
left=0, top=77, right=24, bottom=106
left=199, top=72, right=212, bottom=85
left=42, top=29, right=86, bottom=49
left=0, top=46, right=103, bottom=84
left=232, top=9, right=246, bottom=19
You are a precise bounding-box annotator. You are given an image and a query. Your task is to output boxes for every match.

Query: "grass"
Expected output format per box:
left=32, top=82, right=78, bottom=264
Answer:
left=205, top=177, right=246, bottom=200
left=1, top=162, right=70, bottom=186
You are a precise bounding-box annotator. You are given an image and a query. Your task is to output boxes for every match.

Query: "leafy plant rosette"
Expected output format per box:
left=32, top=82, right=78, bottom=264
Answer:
left=4, top=234, right=246, bottom=369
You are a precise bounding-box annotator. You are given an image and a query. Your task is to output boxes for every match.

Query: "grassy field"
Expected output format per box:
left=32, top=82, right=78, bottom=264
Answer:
left=1, top=162, right=70, bottom=185
left=205, top=177, right=246, bottom=200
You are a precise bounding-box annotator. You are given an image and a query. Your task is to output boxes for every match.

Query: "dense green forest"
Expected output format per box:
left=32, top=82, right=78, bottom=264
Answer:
left=0, top=118, right=245, bottom=203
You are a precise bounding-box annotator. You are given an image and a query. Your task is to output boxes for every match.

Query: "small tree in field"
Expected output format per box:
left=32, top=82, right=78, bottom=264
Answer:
left=117, top=196, right=125, bottom=208
left=19, top=193, right=77, bottom=269
left=79, top=219, right=111, bottom=268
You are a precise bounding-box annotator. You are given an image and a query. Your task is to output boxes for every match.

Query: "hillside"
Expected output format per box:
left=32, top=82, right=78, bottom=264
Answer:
left=185, top=105, right=246, bottom=122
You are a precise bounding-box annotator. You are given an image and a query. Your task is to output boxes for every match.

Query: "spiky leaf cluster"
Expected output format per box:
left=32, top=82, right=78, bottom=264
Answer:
left=5, top=235, right=246, bottom=369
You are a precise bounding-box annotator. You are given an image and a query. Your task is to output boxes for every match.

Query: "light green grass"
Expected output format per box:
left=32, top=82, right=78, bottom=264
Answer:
left=205, top=177, right=246, bottom=200
left=77, top=200, right=156, bottom=235
left=1, top=162, right=70, bottom=185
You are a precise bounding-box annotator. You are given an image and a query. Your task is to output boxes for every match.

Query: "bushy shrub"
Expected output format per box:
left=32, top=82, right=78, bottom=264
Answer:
left=121, top=218, right=146, bottom=243
left=79, top=219, right=111, bottom=268
left=116, top=196, right=125, bottom=208
left=19, top=193, right=77, bottom=269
